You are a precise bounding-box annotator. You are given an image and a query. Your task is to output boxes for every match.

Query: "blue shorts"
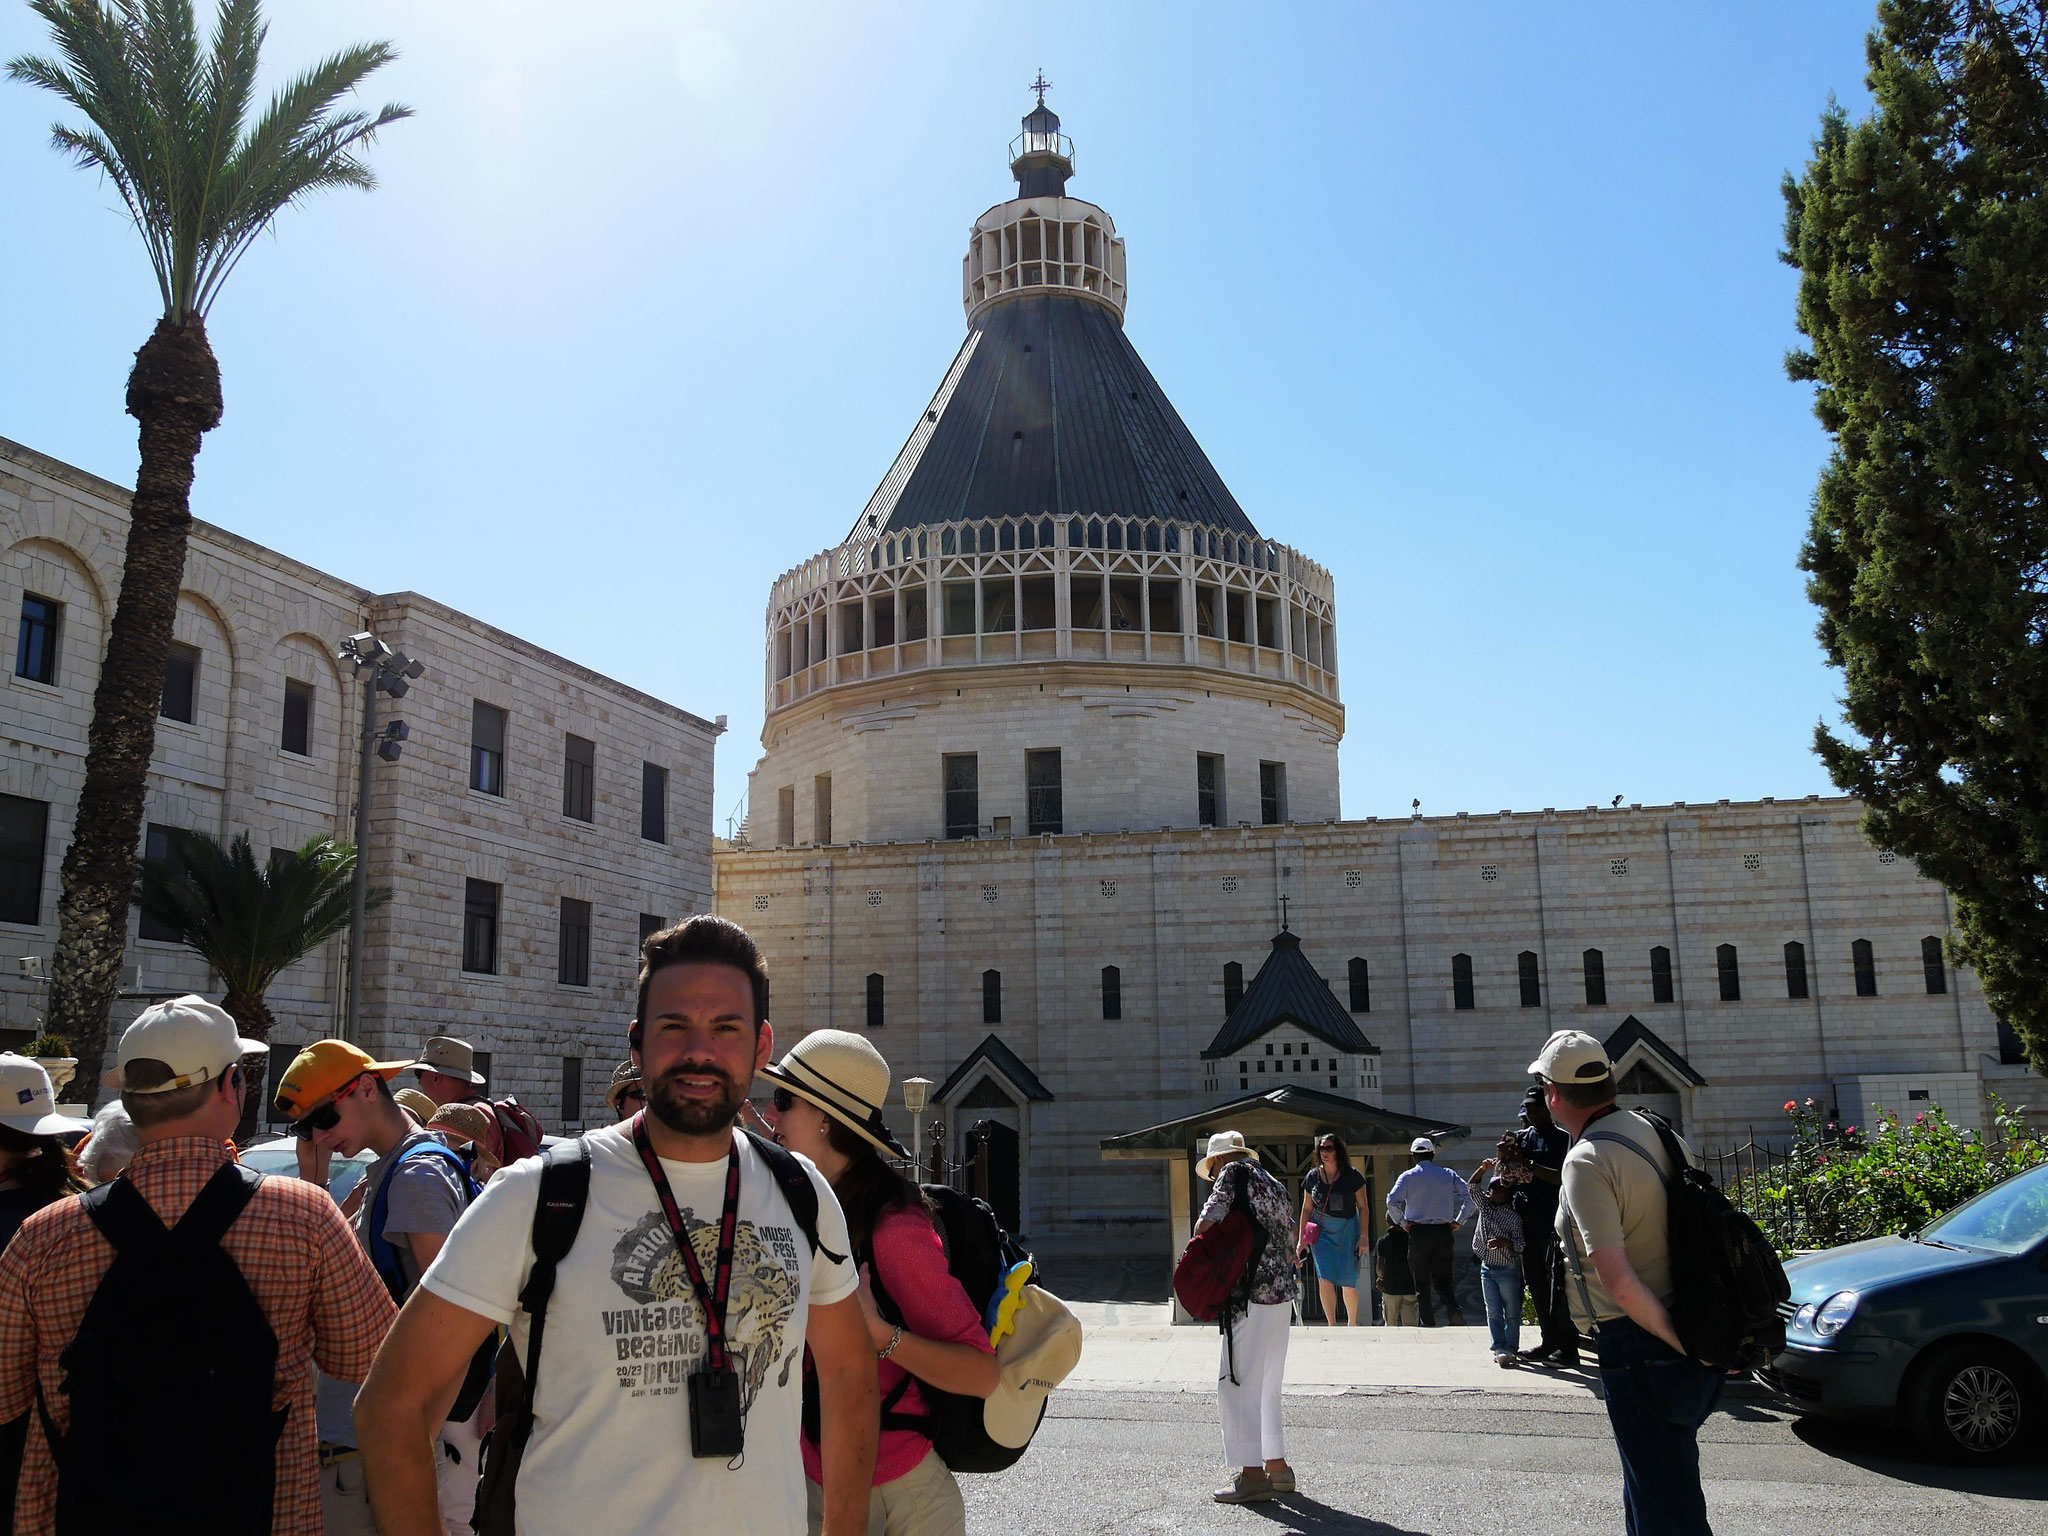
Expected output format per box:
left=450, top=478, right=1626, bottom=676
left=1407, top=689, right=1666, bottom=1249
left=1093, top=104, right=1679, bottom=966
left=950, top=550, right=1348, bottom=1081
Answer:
left=1310, top=1213, right=1360, bottom=1288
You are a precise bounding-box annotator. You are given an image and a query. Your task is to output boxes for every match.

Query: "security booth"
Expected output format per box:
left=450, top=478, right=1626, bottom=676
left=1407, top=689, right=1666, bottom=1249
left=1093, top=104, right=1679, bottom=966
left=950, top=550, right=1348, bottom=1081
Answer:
left=1099, top=1084, right=1466, bottom=1323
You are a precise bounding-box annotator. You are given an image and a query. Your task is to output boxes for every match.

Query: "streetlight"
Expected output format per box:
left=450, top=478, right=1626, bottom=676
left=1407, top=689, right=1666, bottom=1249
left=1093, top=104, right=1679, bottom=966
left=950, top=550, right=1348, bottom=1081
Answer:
left=337, top=631, right=426, bottom=1040
left=902, top=1076, right=932, bottom=1173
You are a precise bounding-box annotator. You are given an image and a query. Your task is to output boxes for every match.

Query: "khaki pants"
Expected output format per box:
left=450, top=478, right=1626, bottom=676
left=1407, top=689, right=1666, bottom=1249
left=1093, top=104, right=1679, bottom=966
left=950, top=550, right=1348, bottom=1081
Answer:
left=1382, top=1293, right=1419, bottom=1326
left=806, top=1447, right=966, bottom=1536
left=321, top=1450, right=379, bottom=1536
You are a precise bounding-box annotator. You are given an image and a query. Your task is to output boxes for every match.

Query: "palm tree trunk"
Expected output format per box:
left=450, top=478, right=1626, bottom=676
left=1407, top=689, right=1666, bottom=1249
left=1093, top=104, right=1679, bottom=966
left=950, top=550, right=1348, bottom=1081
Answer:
left=47, top=317, right=222, bottom=1102
left=220, top=986, right=276, bottom=1144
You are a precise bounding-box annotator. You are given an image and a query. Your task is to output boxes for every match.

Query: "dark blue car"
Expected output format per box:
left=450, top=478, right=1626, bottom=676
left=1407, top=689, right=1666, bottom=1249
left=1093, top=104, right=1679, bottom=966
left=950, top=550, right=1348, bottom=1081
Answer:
left=1759, top=1159, right=2048, bottom=1462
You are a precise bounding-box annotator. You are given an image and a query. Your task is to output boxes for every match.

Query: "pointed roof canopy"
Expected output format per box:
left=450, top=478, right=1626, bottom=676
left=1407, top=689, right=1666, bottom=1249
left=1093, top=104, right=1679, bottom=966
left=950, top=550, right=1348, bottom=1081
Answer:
left=934, top=1033, right=1055, bottom=1104
left=1604, top=1015, right=1708, bottom=1087
left=1100, top=1085, right=1466, bottom=1157
left=1202, top=930, right=1379, bottom=1061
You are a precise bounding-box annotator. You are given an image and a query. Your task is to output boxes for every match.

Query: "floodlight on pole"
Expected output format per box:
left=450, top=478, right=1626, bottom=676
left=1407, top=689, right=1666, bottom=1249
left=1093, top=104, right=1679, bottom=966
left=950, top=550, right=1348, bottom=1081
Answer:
left=338, top=629, right=427, bottom=1040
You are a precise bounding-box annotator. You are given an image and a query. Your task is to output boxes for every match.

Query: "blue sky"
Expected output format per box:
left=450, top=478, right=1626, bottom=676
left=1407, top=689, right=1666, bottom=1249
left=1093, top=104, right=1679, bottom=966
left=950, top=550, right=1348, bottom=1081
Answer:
left=0, top=1, right=1883, bottom=832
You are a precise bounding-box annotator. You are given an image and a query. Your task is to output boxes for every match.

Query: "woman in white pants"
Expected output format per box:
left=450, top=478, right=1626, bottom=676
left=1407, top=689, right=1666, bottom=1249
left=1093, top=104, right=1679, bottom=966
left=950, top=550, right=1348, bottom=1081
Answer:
left=1190, top=1131, right=1300, bottom=1504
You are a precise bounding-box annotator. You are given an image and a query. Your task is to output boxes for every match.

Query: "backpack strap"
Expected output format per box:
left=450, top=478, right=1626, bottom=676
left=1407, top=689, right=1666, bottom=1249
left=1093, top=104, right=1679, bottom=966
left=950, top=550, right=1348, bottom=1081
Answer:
left=743, top=1130, right=846, bottom=1266
left=507, top=1138, right=592, bottom=1438
left=77, top=1176, right=168, bottom=1255
left=369, top=1141, right=479, bottom=1302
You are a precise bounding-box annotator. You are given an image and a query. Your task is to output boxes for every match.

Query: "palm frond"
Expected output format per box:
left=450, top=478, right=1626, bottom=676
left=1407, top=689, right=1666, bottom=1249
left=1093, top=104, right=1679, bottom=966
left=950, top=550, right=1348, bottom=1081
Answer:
left=8, top=0, right=408, bottom=321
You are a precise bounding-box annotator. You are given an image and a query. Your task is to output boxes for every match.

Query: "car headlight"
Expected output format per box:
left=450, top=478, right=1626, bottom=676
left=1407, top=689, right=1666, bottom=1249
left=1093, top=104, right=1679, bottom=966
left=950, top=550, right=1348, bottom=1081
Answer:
left=1794, top=1302, right=1818, bottom=1333
left=1813, top=1290, right=1859, bottom=1338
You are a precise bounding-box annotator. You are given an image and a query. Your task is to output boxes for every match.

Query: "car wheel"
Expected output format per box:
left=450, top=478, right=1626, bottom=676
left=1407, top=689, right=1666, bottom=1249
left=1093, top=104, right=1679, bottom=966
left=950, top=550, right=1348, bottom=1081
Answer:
left=1904, top=1341, right=2035, bottom=1463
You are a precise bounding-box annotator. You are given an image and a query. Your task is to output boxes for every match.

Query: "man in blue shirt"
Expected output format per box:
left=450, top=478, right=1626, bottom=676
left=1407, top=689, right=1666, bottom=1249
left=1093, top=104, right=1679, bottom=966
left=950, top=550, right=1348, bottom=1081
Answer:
left=1384, top=1137, right=1469, bottom=1326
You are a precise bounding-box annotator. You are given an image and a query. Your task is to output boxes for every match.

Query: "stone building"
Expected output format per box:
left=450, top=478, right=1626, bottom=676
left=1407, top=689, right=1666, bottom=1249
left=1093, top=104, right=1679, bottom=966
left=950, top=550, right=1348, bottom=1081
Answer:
left=1, top=434, right=720, bottom=1129
left=714, top=98, right=2034, bottom=1264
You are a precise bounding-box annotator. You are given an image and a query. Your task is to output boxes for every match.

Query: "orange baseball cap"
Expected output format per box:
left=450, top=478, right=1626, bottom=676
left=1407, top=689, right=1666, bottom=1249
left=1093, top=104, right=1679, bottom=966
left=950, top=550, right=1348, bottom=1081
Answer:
left=272, top=1039, right=415, bottom=1121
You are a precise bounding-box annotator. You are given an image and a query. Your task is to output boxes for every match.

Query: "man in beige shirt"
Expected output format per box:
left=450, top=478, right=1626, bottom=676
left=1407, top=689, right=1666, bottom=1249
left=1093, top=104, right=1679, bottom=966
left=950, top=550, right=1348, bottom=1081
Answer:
left=1534, top=1030, right=1723, bottom=1536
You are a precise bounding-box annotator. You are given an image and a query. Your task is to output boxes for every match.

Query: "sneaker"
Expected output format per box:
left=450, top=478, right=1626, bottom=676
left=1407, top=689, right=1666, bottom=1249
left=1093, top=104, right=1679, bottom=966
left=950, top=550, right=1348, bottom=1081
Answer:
left=1268, top=1466, right=1296, bottom=1494
left=1213, top=1473, right=1274, bottom=1504
left=1496, top=1352, right=1518, bottom=1369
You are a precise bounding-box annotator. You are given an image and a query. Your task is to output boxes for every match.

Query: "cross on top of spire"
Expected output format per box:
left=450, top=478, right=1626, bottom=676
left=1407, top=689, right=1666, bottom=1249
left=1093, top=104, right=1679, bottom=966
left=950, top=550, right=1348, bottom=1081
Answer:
left=1030, top=69, right=1052, bottom=107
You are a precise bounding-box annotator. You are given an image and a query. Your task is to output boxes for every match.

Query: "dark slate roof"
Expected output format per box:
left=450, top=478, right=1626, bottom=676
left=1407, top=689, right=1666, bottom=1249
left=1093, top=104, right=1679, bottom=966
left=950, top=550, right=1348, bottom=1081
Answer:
left=1100, top=1085, right=1467, bottom=1154
left=1604, top=1016, right=1708, bottom=1087
left=934, top=1033, right=1055, bottom=1104
left=1201, top=931, right=1380, bottom=1061
left=851, top=292, right=1261, bottom=541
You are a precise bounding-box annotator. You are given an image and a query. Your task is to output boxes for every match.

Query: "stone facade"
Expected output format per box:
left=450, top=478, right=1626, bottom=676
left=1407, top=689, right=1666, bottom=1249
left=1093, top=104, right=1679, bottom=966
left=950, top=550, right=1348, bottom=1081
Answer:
left=0, top=435, right=720, bottom=1128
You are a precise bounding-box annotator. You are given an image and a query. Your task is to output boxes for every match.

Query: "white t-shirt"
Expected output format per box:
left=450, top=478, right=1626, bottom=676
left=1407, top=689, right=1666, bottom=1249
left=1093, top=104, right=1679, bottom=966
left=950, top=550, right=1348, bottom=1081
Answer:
left=420, top=1124, right=857, bottom=1536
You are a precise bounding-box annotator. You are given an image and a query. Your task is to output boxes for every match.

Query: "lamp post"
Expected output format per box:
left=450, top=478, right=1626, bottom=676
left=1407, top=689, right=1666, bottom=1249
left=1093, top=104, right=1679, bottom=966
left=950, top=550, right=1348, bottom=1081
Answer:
left=902, top=1076, right=932, bottom=1172
left=337, top=631, right=425, bottom=1040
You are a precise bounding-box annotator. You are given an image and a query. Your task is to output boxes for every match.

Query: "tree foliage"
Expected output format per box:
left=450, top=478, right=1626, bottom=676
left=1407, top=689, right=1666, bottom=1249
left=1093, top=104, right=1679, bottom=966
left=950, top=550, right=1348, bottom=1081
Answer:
left=1784, top=1, right=2048, bottom=1068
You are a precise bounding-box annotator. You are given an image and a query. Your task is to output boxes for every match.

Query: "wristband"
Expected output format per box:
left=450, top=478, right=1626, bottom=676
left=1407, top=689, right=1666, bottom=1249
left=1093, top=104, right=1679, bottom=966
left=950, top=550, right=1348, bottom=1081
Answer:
left=877, top=1325, right=904, bottom=1361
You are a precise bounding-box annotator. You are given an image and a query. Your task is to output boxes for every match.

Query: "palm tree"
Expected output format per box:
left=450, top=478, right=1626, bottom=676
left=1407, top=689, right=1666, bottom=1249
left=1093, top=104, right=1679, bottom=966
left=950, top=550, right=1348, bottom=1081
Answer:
left=8, top=1, right=409, bottom=1098
left=136, top=829, right=389, bottom=1135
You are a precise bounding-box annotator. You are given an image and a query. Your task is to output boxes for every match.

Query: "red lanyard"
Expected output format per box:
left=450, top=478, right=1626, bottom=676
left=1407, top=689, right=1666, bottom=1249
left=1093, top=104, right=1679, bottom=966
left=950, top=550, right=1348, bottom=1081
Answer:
left=630, top=1113, right=742, bottom=1372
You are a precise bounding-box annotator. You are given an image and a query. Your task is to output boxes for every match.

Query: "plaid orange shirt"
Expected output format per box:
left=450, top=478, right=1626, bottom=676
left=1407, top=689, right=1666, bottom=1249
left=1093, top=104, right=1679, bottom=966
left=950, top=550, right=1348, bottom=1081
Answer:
left=0, top=1136, right=396, bottom=1536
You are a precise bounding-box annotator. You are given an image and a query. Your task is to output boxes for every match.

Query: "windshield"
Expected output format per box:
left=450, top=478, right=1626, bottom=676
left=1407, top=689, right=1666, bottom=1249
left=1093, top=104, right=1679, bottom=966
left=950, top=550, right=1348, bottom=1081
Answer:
left=1919, top=1161, right=2048, bottom=1256
left=239, top=1142, right=369, bottom=1204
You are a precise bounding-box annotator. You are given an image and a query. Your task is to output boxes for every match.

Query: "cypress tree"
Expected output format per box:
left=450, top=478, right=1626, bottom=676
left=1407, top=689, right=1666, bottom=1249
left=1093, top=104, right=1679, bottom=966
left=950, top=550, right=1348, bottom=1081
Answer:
left=1784, top=1, right=2048, bottom=1067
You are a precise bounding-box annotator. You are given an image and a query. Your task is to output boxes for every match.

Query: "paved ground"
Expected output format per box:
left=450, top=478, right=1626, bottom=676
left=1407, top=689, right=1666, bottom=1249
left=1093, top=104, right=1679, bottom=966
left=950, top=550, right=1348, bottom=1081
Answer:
left=963, top=1389, right=2047, bottom=1536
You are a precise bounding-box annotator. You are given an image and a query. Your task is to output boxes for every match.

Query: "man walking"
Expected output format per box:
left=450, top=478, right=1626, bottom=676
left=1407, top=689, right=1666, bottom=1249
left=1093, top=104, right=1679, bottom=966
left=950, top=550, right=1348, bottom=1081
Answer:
left=0, top=997, right=395, bottom=1534
left=1512, top=1083, right=1576, bottom=1366
left=276, top=1040, right=477, bottom=1535
left=1384, top=1137, right=1468, bottom=1326
left=1532, top=1030, right=1722, bottom=1536
left=356, top=916, right=878, bottom=1536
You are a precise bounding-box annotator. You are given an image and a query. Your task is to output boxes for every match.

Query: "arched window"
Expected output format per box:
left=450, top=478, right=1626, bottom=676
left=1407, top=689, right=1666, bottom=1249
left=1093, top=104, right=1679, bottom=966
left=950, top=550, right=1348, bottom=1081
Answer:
left=1088, top=519, right=1103, bottom=549
left=865, top=973, right=885, bottom=1030
left=1716, top=944, right=1740, bottom=1002
left=1517, top=951, right=1541, bottom=1007
left=1101, top=965, right=1122, bottom=1020
left=1069, top=517, right=1084, bottom=548
left=884, top=539, right=895, bottom=567
left=916, top=531, right=927, bottom=558
left=982, top=968, right=1002, bottom=1024
left=1223, top=961, right=1244, bottom=1014
left=1921, top=935, right=1947, bottom=995
left=1164, top=525, right=1179, bottom=552
left=941, top=526, right=957, bottom=555
left=1128, top=521, right=1143, bottom=550
left=1208, top=530, right=1220, bottom=559
left=1582, top=948, right=1606, bottom=1007
left=1106, top=521, right=1123, bottom=550
left=982, top=524, right=999, bottom=554
left=1650, top=945, right=1673, bottom=1004
left=1003, top=520, right=1020, bottom=550
left=1852, top=938, right=1877, bottom=997
left=1347, top=957, right=1370, bottom=1013
left=1040, top=518, right=1054, bottom=547
left=1144, top=522, right=1161, bottom=552
left=1784, top=940, right=1808, bottom=1000
left=1452, top=953, right=1475, bottom=1011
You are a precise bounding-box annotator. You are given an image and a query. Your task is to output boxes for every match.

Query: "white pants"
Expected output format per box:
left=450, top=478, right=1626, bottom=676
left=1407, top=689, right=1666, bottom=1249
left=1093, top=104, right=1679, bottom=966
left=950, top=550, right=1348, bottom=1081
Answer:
left=437, top=1414, right=484, bottom=1536
left=1218, top=1299, right=1291, bottom=1468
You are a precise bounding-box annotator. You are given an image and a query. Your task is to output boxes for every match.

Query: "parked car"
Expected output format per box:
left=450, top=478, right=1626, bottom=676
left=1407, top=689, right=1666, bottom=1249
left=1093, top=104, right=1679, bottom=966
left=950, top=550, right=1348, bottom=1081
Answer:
left=1758, top=1159, right=2048, bottom=1462
left=241, top=1137, right=373, bottom=1204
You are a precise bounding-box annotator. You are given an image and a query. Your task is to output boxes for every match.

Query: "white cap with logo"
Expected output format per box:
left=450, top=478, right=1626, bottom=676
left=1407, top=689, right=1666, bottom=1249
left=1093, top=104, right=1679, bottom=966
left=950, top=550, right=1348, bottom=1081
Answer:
left=982, top=1287, right=1084, bottom=1449
left=1527, top=1029, right=1613, bottom=1084
left=0, top=1055, right=76, bottom=1135
left=105, top=994, right=267, bottom=1094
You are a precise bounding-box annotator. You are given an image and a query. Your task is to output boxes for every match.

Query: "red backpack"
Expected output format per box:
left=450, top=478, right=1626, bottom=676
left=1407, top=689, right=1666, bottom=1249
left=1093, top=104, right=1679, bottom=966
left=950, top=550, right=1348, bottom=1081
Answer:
left=488, top=1097, right=545, bottom=1161
left=1172, top=1162, right=1265, bottom=1323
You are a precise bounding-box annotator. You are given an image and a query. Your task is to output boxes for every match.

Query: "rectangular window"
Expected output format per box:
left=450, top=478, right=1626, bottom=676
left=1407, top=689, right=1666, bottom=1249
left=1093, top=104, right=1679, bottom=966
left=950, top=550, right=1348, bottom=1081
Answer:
left=561, top=734, right=595, bottom=821
left=1583, top=948, right=1607, bottom=1007
left=866, top=972, right=885, bottom=1030
left=1068, top=573, right=1104, bottom=630
left=869, top=593, right=897, bottom=648
left=1921, top=935, right=1947, bottom=996
left=1518, top=951, right=1541, bottom=1007
left=981, top=578, right=1015, bottom=632
left=1223, top=961, right=1244, bottom=1013
left=463, top=879, right=500, bottom=974
left=561, top=1056, right=584, bottom=1126
left=944, top=754, right=979, bottom=839
left=0, top=794, right=49, bottom=926
left=558, top=897, right=591, bottom=987
left=1026, top=750, right=1062, bottom=835
left=1650, top=945, right=1674, bottom=1005
left=1851, top=938, right=1877, bottom=997
left=1347, top=957, right=1370, bottom=1013
left=943, top=582, right=976, bottom=636
left=1226, top=590, right=1249, bottom=644
left=1194, top=585, right=1220, bottom=638
left=1101, top=965, right=1122, bottom=1020
left=1259, top=761, right=1286, bottom=825
left=472, top=1051, right=493, bottom=1093
left=160, top=642, right=198, bottom=723
left=639, top=912, right=665, bottom=950
left=902, top=585, right=928, bottom=641
left=1020, top=576, right=1056, bottom=630
left=1197, top=753, right=1224, bottom=827
left=471, top=702, right=507, bottom=796
left=1784, top=940, right=1809, bottom=1000
left=14, top=595, right=59, bottom=684
left=777, top=785, right=796, bottom=846
left=1147, top=579, right=1181, bottom=633
left=1716, top=943, right=1740, bottom=1002
left=281, top=679, right=313, bottom=756
left=641, top=763, right=668, bottom=844
left=138, top=824, right=188, bottom=942
left=1452, top=953, right=1475, bottom=1011
left=813, top=774, right=832, bottom=845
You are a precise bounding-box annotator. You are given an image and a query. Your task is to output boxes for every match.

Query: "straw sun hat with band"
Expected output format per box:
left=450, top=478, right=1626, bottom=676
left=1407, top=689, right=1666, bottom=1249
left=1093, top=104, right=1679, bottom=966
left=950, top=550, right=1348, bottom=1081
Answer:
left=758, top=1029, right=908, bottom=1159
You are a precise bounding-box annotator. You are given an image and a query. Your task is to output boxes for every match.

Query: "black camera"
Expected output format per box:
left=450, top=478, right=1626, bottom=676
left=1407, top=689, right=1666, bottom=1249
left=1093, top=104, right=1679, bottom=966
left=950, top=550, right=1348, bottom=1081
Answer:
left=688, top=1364, right=745, bottom=1459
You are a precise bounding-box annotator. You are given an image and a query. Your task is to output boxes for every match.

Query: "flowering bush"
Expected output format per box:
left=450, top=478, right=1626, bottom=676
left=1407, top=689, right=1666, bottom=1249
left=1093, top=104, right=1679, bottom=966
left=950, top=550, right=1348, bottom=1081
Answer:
left=1742, top=1096, right=2046, bottom=1254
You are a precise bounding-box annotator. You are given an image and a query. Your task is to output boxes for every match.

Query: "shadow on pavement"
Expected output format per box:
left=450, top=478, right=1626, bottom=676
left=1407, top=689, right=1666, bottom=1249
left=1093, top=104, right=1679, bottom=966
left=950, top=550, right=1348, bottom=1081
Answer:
left=1042, top=1254, right=1170, bottom=1303
left=1244, top=1492, right=1432, bottom=1535
left=1790, top=1414, right=2048, bottom=1497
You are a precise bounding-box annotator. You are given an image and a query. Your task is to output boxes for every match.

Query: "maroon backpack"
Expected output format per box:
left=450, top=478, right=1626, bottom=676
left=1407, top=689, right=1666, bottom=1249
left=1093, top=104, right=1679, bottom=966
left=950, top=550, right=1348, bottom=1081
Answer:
left=489, top=1097, right=545, bottom=1161
left=1172, top=1162, right=1265, bottom=1323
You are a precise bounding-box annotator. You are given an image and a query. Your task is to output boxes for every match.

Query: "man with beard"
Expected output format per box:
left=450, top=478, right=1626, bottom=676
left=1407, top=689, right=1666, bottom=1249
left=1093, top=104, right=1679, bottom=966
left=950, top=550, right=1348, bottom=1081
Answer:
left=355, top=916, right=878, bottom=1536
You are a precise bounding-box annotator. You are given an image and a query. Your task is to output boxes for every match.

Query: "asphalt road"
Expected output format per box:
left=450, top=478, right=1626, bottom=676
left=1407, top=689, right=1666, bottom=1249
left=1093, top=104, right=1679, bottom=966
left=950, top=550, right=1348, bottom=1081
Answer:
left=962, top=1389, right=2047, bottom=1536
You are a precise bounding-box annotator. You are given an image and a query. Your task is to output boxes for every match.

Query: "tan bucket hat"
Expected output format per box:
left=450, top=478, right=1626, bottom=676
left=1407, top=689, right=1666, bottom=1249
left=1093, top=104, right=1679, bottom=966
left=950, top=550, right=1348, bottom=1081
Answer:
left=760, top=1029, right=908, bottom=1158
left=416, top=1035, right=486, bottom=1085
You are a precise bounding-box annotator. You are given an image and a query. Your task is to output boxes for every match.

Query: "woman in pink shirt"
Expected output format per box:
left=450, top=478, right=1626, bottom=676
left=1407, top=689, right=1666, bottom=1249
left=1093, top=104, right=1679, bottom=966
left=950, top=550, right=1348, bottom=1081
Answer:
left=764, top=1030, right=998, bottom=1536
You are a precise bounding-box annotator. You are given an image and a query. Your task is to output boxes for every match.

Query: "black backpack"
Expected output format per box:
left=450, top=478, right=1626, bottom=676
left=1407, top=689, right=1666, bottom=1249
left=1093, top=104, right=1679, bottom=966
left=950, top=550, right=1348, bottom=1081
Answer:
left=38, top=1163, right=287, bottom=1535
left=367, top=1138, right=495, bottom=1422
left=1584, top=1110, right=1790, bottom=1370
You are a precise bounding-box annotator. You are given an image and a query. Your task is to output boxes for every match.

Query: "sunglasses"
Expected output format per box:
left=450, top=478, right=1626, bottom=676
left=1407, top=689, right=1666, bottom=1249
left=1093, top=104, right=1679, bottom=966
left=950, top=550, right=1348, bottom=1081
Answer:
left=619, top=1086, right=647, bottom=1107
left=287, top=1073, right=366, bottom=1140
left=771, top=1088, right=796, bottom=1114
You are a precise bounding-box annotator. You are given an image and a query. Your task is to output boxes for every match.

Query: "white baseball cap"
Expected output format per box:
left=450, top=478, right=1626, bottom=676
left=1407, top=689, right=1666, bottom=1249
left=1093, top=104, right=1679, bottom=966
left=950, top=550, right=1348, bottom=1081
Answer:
left=982, top=1287, right=1084, bottom=1449
left=1409, top=1136, right=1435, bottom=1154
left=0, top=1055, right=77, bottom=1135
left=1527, top=1029, right=1613, bottom=1084
left=106, top=995, right=267, bottom=1094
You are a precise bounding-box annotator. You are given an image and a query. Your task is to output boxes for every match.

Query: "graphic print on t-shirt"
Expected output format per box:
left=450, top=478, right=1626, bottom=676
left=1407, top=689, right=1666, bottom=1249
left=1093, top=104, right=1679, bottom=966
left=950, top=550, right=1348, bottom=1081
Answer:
left=607, top=1205, right=803, bottom=1411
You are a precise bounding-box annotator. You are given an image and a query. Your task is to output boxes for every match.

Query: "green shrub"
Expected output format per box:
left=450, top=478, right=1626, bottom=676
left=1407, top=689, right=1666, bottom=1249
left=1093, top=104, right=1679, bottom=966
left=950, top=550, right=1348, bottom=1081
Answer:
left=24, top=1034, right=70, bottom=1060
left=1740, top=1096, right=2046, bottom=1254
